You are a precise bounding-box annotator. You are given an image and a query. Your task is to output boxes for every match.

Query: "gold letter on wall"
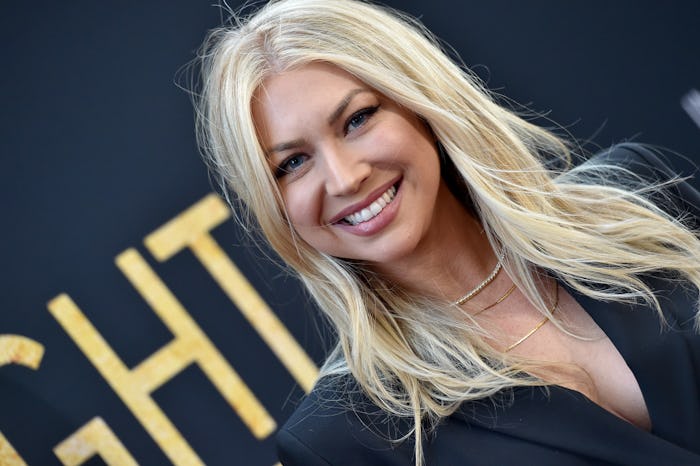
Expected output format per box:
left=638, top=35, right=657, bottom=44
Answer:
left=0, top=334, right=44, bottom=369
left=48, top=249, right=275, bottom=466
left=0, top=432, right=28, bottom=466
left=145, top=194, right=318, bottom=392
left=54, top=417, right=138, bottom=466
left=0, top=334, right=45, bottom=466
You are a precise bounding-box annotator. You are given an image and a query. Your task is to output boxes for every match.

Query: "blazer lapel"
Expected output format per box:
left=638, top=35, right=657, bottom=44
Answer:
left=447, top=281, right=700, bottom=464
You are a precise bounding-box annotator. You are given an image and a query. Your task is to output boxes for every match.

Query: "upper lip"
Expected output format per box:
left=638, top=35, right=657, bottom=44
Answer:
left=328, top=176, right=401, bottom=224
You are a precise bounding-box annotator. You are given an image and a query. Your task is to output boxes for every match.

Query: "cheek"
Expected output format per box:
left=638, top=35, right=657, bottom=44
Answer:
left=282, top=185, right=321, bottom=230
left=382, top=118, right=436, bottom=159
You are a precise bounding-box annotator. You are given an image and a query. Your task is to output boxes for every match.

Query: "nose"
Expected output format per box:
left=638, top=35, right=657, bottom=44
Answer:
left=322, top=145, right=371, bottom=196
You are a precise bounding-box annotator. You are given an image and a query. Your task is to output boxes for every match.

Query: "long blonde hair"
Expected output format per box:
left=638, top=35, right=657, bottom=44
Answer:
left=194, top=0, right=700, bottom=462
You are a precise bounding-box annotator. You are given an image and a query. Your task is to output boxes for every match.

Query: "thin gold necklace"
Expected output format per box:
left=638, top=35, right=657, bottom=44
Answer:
left=504, top=284, right=559, bottom=353
left=471, top=283, right=517, bottom=316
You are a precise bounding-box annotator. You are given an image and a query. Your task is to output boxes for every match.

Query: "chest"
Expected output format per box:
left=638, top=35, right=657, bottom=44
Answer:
left=446, top=283, right=700, bottom=462
left=566, top=329, right=652, bottom=430
left=507, top=287, right=653, bottom=430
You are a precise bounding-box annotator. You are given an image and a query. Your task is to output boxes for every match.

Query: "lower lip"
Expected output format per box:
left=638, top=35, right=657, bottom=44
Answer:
left=334, top=183, right=402, bottom=237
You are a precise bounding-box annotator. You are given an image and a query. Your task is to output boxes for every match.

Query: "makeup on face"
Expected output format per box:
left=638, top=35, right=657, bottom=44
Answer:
left=253, top=62, right=447, bottom=267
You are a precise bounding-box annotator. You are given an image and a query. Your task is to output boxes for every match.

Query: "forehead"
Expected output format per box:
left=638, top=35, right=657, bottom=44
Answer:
left=251, top=63, right=371, bottom=145
left=255, top=62, right=366, bottom=107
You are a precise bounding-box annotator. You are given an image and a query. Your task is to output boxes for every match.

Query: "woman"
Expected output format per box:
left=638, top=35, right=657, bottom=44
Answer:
left=194, top=0, right=700, bottom=464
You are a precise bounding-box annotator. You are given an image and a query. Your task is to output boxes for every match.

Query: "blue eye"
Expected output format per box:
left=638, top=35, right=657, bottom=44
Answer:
left=275, top=153, right=308, bottom=178
left=345, top=105, right=379, bottom=134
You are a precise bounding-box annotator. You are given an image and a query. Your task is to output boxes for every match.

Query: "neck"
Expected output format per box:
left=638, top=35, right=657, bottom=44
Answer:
left=371, top=181, right=500, bottom=302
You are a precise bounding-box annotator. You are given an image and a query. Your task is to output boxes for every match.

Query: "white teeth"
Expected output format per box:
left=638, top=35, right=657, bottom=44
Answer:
left=343, top=185, right=397, bottom=225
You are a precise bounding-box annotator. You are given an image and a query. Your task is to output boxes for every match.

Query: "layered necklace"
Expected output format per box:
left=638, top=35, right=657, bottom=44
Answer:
left=454, top=258, right=558, bottom=352
left=453, top=260, right=503, bottom=306
left=504, top=284, right=558, bottom=353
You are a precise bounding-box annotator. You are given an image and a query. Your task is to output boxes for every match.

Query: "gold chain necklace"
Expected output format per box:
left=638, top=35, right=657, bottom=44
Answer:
left=471, top=283, right=517, bottom=316
left=504, top=284, right=559, bottom=353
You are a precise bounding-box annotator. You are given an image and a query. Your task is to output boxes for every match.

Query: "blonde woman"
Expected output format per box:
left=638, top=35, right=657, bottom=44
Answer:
left=194, top=0, right=700, bottom=464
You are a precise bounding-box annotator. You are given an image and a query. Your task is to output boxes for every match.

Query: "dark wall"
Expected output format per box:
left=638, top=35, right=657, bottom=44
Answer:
left=2, top=1, right=698, bottom=465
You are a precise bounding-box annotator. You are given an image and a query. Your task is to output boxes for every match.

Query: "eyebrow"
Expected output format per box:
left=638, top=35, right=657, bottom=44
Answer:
left=268, top=138, right=305, bottom=154
left=266, top=88, right=371, bottom=155
left=327, top=88, right=368, bottom=125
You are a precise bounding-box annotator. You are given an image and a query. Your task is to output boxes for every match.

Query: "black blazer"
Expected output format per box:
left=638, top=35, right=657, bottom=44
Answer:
left=277, top=144, right=700, bottom=465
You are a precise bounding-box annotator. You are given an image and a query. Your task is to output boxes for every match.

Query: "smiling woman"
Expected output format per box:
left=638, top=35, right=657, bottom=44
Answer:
left=194, top=0, right=700, bottom=464
left=253, top=63, right=447, bottom=268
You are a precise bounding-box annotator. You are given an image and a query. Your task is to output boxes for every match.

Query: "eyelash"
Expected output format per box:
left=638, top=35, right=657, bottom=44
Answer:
left=274, top=153, right=308, bottom=178
left=273, top=104, right=381, bottom=179
left=344, top=105, right=380, bottom=135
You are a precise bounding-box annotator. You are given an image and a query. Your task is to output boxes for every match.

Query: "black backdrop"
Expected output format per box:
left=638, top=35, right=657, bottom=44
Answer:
left=2, top=1, right=699, bottom=465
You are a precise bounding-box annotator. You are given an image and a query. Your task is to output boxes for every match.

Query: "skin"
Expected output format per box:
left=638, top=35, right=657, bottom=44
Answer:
left=252, top=62, right=494, bottom=297
left=252, top=62, right=651, bottom=430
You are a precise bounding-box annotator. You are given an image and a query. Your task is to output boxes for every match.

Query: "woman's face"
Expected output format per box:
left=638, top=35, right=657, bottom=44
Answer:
left=253, top=62, right=446, bottom=266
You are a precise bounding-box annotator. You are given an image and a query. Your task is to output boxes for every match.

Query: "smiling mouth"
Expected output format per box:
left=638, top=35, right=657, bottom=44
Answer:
left=342, top=183, right=398, bottom=225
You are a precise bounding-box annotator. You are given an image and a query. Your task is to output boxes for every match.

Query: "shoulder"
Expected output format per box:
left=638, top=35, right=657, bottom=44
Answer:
left=276, top=375, right=415, bottom=466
